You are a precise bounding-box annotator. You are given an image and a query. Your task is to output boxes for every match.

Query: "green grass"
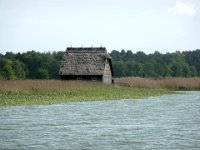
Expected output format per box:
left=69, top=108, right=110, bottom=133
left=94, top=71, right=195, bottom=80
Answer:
left=0, top=87, right=174, bottom=106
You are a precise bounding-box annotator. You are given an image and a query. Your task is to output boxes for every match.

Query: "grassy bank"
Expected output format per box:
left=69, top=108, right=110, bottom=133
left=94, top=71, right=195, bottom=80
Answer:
left=0, top=80, right=173, bottom=106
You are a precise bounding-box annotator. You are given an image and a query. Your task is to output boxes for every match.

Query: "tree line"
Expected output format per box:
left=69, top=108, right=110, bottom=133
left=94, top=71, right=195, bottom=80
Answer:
left=0, top=49, right=200, bottom=80
left=110, top=49, right=200, bottom=77
left=0, top=51, right=64, bottom=80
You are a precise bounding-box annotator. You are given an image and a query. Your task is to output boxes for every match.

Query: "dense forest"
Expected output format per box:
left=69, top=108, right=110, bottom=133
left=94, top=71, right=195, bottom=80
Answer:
left=110, top=49, right=200, bottom=77
left=0, top=49, right=200, bottom=80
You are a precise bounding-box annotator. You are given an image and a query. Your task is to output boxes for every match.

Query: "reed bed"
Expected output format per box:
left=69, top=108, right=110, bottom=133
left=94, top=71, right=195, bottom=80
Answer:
left=0, top=80, right=108, bottom=91
left=115, top=77, right=200, bottom=90
left=0, top=80, right=173, bottom=106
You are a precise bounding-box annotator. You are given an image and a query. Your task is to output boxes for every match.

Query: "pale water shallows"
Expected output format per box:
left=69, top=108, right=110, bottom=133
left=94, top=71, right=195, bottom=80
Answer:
left=0, top=91, right=200, bottom=150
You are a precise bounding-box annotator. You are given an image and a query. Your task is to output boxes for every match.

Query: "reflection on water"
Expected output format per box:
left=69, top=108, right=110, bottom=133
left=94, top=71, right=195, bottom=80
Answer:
left=0, top=91, right=200, bottom=150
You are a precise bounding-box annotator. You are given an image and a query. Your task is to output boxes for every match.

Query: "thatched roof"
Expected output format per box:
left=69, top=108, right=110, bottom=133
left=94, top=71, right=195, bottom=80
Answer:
left=59, top=47, right=113, bottom=76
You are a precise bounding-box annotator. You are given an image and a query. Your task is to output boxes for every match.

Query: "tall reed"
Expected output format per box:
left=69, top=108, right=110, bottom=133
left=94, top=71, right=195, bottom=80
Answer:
left=115, top=77, right=200, bottom=90
left=0, top=80, right=108, bottom=91
left=0, top=80, right=174, bottom=106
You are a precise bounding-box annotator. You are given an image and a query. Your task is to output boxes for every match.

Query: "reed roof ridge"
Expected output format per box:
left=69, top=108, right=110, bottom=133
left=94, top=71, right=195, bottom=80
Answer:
left=66, top=47, right=107, bottom=53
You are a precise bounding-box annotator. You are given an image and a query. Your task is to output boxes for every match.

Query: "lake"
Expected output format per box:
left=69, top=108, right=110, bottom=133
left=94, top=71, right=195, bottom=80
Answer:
left=0, top=91, right=200, bottom=150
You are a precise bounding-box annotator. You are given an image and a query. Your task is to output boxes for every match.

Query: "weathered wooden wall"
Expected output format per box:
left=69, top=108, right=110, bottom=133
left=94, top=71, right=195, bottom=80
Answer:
left=103, top=61, right=112, bottom=84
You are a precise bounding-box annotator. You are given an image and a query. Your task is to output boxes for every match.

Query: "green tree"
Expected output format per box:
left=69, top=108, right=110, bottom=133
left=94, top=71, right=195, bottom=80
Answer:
left=120, top=49, right=126, bottom=61
left=189, top=66, right=197, bottom=77
left=0, top=58, right=16, bottom=80
left=125, top=61, right=136, bottom=76
left=154, top=63, right=165, bottom=77
left=36, top=68, right=49, bottom=79
left=13, top=60, right=26, bottom=79
left=125, top=50, right=134, bottom=61
left=170, top=63, right=183, bottom=77
left=143, top=62, right=155, bottom=77
left=112, top=61, right=126, bottom=77
left=132, top=62, right=143, bottom=76
left=110, top=50, right=121, bottom=61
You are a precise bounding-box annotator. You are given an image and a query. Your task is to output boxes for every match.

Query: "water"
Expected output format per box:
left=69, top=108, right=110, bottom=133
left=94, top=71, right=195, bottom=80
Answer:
left=0, top=91, right=200, bottom=150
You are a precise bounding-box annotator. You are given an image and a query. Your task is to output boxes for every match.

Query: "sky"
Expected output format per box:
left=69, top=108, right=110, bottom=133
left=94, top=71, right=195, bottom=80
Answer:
left=0, top=0, right=200, bottom=54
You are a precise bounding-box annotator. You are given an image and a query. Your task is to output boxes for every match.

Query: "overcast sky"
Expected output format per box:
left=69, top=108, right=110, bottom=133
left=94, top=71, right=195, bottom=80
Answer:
left=0, top=0, right=199, bottom=54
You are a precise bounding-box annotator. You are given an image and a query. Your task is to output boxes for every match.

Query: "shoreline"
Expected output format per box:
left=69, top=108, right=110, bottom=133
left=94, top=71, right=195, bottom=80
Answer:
left=0, top=86, right=174, bottom=106
left=1, top=77, right=200, bottom=106
left=0, top=82, right=175, bottom=106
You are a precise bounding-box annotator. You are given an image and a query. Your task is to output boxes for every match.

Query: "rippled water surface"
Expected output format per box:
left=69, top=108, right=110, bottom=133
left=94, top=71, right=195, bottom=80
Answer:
left=0, top=91, right=200, bottom=150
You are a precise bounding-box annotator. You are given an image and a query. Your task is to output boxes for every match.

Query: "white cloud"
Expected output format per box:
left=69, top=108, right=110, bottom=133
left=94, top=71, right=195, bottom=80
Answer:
left=176, top=1, right=195, bottom=15
left=169, top=1, right=196, bottom=16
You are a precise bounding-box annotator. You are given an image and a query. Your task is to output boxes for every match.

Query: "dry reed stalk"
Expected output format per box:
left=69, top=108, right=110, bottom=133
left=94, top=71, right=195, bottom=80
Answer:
left=0, top=80, right=107, bottom=91
left=115, top=77, right=159, bottom=88
left=159, top=77, right=200, bottom=90
left=116, top=77, right=200, bottom=90
left=0, top=78, right=200, bottom=91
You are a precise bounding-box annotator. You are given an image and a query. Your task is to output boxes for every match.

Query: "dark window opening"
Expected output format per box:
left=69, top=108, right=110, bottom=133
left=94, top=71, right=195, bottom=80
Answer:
left=92, top=77, right=97, bottom=81
left=77, top=77, right=82, bottom=80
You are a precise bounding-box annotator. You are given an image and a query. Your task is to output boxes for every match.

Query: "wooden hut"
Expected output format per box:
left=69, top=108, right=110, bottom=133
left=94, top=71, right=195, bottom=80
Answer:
left=59, top=47, right=113, bottom=84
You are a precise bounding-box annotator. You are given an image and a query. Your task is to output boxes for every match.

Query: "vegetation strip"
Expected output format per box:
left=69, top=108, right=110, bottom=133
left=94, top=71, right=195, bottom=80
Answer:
left=1, top=77, right=200, bottom=106
left=0, top=87, right=174, bottom=106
